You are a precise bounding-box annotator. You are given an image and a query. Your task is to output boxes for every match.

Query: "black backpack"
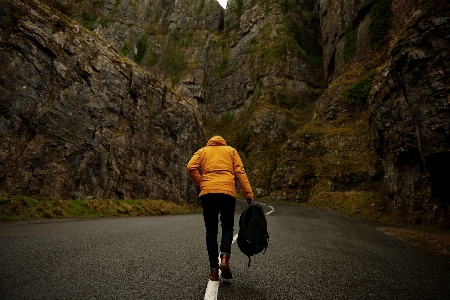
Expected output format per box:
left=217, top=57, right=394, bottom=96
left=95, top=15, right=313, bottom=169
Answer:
left=237, top=203, right=269, bottom=267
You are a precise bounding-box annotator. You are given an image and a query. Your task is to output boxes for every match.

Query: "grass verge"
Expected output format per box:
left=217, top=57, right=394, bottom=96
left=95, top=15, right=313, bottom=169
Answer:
left=305, top=191, right=450, bottom=255
left=308, top=191, right=386, bottom=222
left=0, top=196, right=202, bottom=221
left=377, top=227, right=450, bottom=256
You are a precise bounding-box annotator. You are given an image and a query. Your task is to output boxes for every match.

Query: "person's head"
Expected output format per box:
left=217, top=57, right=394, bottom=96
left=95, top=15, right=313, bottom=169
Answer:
left=207, top=135, right=227, bottom=146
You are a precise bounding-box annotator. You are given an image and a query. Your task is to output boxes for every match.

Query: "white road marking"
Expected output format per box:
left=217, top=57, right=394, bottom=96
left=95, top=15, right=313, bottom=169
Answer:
left=203, top=200, right=274, bottom=300
left=232, top=233, right=238, bottom=243
left=204, top=280, right=219, bottom=300
left=257, top=202, right=274, bottom=215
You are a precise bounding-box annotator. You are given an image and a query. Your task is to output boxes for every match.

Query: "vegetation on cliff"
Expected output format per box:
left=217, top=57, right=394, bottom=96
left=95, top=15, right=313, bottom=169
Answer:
left=343, top=25, right=357, bottom=62
left=369, top=0, right=393, bottom=46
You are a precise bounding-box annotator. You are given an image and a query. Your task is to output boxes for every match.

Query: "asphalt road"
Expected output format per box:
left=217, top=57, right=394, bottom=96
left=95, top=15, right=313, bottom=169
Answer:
left=1, top=200, right=449, bottom=299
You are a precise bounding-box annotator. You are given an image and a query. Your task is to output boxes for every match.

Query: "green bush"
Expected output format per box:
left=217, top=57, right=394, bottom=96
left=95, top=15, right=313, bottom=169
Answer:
left=302, top=0, right=315, bottom=12
left=120, top=42, right=130, bottom=56
left=80, top=12, right=96, bottom=30
left=236, top=0, right=244, bottom=14
left=98, top=18, right=112, bottom=28
left=159, top=29, right=190, bottom=84
left=289, top=20, right=302, bottom=48
left=133, top=35, right=148, bottom=64
left=236, top=124, right=253, bottom=151
left=144, top=48, right=158, bottom=68
left=216, top=49, right=230, bottom=78
left=159, top=47, right=187, bottom=84
left=222, top=111, right=234, bottom=124
left=347, top=72, right=376, bottom=107
left=343, top=26, right=357, bottom=61
left=368, top=0, right=393, bottom=46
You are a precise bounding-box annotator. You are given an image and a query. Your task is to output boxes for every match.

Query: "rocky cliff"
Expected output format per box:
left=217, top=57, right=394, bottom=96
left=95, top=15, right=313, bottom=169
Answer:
left=1, top=0, right=449, bottom=226
left=370, top=1, right=450, bottom=226
left=309, top=0, right=449, bottom=226
left=0, top=0, right=205, bottom=203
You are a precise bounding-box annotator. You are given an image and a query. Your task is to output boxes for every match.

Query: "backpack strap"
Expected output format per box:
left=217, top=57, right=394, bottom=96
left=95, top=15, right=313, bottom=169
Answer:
left=239, top=204, right=251, bottom=231
left=263, top=233, right=269, bottom=254
left=247, top=255, right=251, bottom=267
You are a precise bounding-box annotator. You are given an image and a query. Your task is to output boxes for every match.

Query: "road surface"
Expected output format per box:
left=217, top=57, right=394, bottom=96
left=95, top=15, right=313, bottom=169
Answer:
left=1, top=200, right=449, bottom=299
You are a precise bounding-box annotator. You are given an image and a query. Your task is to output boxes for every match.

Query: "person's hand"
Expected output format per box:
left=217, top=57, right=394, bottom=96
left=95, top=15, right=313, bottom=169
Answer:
left=246, top=198, right=254, bottom=205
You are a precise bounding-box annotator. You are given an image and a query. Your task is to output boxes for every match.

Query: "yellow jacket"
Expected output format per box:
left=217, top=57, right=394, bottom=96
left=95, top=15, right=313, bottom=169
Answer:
left=187, top=136, right=254, bottom=199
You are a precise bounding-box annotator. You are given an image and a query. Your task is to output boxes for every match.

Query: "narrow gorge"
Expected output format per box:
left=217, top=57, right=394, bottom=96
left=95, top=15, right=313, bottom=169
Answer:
left=1, top=0, right=449, bottom=227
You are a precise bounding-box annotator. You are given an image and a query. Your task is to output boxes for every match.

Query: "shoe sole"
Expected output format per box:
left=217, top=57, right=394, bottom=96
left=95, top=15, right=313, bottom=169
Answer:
left=220, top=264, right=232, bottom=280
left=221, top=278, right=232, bottom=283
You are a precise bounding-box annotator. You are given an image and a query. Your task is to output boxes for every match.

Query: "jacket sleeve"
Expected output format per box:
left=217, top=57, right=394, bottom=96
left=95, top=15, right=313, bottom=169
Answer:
left=186, top=150, right=202, bottom=187
left=232, top=149, right=254, bottom=199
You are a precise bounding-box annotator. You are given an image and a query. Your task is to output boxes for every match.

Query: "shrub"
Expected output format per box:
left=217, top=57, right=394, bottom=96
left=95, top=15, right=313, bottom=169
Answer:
left=368, top=0, right=393, bottom=46
left=159, top=29, right=189, bottom=84
left=120, top=42, right=130, bottom=57
left=343, top=25, right=357, bottom=61
left=98, top=18, right=112, bottom=28
left=347, top=72, right=376, bottom=107
left=144, top=48, right=158, bottom=68
left=236, top=124, right=253, bottom=151
left=216, top=49, right=230, bottom=78
left=289, top=19, right=302, bottom=48
left=236, top=0, right=244, bottom=15
left=80, top=12, right=96, bottom=30
left=222, top=111, right=234, bottom=124
left=133, top=35, right=148, bottom=64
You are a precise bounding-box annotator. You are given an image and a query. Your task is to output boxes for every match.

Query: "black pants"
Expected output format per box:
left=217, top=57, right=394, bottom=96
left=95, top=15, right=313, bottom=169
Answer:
left=200, top=193, right=236, bottom=270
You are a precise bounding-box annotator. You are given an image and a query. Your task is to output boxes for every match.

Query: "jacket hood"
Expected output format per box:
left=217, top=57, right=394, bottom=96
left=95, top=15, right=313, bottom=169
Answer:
left=207, top=135, right=227, bottom=146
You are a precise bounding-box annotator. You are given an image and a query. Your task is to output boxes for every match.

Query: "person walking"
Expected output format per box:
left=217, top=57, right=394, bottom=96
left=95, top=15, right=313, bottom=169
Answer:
left=187, top=135, right=254, bottom=281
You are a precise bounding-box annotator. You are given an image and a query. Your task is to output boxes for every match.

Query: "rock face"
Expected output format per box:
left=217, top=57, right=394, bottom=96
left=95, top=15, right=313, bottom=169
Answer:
left=0, top=0, right=206, bottom=202
left=318, top=0, right=375, bottom=83
left=1, top=0, right=449, bottom=226
left=213, top=0, right=326, bottom=195
left=369, top=4, right=450, bottom=226
left=269, top=0, right=450, bottom=227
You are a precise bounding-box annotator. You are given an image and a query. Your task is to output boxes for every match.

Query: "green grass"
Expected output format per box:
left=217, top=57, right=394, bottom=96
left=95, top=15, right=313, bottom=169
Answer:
left=308, top=191, right=385, bottom=221
left=0, top=196, right=201, bottom=221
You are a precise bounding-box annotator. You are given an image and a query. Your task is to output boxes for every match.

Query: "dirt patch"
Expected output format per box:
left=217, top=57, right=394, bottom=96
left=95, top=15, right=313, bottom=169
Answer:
left=377, top=227, right=450, bottom=256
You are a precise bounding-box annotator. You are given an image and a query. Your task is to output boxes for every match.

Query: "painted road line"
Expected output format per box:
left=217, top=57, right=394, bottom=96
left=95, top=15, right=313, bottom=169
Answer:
left=257, top=202, right=274, bottom=215
left=232, top=233, right=238, bottom=243
left=204, top=280, right=219, bottom=300
left=204, top=200, right=274, bottom=300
